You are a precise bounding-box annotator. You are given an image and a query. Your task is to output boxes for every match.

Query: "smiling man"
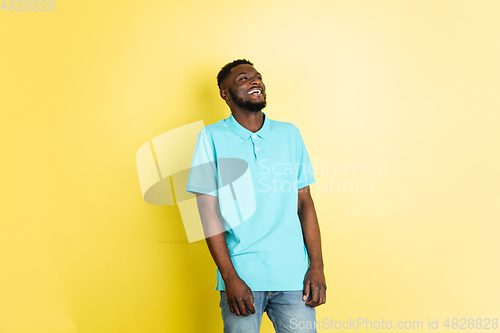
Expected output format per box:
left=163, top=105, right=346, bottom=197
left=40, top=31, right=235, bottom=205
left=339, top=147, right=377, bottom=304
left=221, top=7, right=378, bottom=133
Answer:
left=186, top=59, right=326, bottom=332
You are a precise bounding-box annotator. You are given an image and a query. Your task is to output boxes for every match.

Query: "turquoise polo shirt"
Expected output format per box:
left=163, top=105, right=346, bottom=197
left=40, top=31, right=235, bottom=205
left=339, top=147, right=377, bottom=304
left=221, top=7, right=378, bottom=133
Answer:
left=186, top=111, right=316, bottom=291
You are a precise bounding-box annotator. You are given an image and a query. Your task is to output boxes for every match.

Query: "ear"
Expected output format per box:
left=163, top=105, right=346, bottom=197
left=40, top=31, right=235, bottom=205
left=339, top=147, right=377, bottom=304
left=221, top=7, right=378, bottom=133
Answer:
left=220, top=89, right=230, bottom=101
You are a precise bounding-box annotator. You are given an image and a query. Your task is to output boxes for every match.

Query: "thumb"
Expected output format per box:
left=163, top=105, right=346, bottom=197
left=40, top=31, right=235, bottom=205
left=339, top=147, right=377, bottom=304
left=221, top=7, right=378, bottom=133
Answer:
left=303, top=280, right=311, bottom=301
left=249, top=290, right=255, bottom=308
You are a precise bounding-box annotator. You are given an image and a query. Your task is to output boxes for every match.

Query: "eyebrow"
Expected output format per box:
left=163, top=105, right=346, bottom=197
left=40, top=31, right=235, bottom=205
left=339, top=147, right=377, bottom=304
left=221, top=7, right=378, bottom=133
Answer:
left=236, top=72, right=262, bottom=78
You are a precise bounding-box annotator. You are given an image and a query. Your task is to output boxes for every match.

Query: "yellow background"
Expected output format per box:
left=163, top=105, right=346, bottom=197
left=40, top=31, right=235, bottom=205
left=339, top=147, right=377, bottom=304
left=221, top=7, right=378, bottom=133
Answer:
left=1, top=0, right=499, bottom=332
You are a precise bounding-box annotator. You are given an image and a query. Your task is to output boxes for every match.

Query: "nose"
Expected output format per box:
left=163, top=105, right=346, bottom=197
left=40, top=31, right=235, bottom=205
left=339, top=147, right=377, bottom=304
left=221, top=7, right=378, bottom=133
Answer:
left=249, top=75, right=262, bottom=86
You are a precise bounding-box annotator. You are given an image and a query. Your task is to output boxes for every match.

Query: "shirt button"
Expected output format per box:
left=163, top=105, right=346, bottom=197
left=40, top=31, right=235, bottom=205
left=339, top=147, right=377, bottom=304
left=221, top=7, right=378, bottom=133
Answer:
left=252, top=134, right=256, bottom=138
left=256, top=147, right=259, bottom=151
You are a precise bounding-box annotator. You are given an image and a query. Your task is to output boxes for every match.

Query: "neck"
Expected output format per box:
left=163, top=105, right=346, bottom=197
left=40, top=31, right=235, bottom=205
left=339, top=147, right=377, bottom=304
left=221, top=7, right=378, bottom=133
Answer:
left=231, top=109, right=264, bottom=133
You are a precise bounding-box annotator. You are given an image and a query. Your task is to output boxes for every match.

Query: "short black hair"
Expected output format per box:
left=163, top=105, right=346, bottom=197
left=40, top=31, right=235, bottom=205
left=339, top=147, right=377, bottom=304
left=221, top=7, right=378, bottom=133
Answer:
left=217, top=59, right=254, bottom=89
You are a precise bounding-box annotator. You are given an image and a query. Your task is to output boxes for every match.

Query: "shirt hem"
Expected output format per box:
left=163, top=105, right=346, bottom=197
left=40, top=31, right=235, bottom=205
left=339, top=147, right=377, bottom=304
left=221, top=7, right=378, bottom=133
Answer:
left=298, top=178, right=316, bottom=189
left=186, top=186, right=217, bottom=196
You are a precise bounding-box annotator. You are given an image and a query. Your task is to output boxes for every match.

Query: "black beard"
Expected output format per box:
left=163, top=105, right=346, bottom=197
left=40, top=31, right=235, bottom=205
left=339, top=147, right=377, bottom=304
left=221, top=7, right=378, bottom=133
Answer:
left=228, top=87, right=267, bottom=112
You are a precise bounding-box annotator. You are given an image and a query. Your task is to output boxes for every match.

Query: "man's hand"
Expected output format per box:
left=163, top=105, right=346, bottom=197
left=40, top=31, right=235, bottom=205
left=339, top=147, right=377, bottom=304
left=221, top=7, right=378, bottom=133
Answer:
left=224, top=276, right=256, bottom=316
left=196, top=193, right=256, bottom=316
left=302, top=267, right=327, bottom=307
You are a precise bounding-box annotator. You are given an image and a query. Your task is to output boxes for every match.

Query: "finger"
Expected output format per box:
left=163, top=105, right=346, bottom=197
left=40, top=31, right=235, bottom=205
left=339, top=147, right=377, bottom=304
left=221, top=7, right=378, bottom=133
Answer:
left=232, top=302, right=241, bottom=316
left=321, top=286, right=327, bottom=305
left=311, top=283, right=321, bottom=306
left=246, top=291, right=256, bottom=314
left=238, top=300, right=249, bottom=316
left=306, top=283, right=320, bottom=307
left=303, top=280, right=311, bottom=301
left=317, top=287, right=325, bottom=305
left=226, top=293, right=235, bottom=314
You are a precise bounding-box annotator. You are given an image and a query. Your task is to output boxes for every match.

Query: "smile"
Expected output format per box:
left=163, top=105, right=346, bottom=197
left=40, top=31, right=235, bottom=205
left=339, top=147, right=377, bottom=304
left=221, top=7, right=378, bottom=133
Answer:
left=248, top=89, right=262, bottom=95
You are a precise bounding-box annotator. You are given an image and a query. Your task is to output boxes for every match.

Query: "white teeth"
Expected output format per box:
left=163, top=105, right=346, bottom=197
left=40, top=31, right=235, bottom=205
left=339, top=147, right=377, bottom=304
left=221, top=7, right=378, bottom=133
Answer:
left=248, top=89, right=262, bottom=95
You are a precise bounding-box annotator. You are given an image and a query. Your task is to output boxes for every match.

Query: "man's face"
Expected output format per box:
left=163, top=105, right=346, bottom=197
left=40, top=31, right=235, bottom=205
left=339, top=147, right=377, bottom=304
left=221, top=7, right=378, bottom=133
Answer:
left=224, top=64, right=267, bottom=112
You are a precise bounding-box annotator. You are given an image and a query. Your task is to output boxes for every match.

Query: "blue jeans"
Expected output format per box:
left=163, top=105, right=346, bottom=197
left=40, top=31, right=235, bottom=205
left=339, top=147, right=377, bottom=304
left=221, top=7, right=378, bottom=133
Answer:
left=219, top=291, right=317, bottom=333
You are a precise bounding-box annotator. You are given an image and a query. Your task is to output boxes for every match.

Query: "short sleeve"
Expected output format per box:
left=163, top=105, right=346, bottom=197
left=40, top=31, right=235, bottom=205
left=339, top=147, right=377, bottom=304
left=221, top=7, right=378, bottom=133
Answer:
left=295, top=127, right=316, bottom=190
left=186, top=129, right=218, bottom=197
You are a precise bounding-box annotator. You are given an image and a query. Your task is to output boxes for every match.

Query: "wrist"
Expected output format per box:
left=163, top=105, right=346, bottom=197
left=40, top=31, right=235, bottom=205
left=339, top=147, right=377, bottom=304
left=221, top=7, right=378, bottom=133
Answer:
left=220, top=269, right=240, bottom=282
left=309, top=260, right=324, bottom=271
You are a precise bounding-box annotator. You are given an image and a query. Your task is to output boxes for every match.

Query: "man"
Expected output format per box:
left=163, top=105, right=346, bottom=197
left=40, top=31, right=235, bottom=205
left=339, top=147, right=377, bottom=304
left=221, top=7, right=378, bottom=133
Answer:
left=186, top=59, right=326, bottom=332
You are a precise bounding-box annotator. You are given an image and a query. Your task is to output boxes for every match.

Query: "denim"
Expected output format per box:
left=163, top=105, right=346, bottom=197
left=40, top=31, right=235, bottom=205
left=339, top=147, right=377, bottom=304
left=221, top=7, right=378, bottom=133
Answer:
left=219, top=290, right=317, bottom=333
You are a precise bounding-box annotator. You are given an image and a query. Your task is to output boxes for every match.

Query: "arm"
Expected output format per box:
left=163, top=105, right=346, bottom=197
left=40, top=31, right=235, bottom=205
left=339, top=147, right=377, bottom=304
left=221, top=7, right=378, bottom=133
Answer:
left=298, top=185, right=327, bottom=307
left=195, top=193, right=255, bottom=316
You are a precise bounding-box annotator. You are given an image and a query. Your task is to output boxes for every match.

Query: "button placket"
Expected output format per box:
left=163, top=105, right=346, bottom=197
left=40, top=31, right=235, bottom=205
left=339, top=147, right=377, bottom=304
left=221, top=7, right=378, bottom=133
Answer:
left=250, top=135, right=259, bottom=159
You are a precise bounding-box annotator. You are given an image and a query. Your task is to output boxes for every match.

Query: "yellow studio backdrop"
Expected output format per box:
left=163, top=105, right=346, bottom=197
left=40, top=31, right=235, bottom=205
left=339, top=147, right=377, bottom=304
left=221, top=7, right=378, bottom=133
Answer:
left=1, top=0, right=499, bottom=332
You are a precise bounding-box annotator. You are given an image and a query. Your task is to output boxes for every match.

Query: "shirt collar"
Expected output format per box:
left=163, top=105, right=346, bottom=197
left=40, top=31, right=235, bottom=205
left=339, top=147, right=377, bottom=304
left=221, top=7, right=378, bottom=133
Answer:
left=225, top=111, right=271, bottom=140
